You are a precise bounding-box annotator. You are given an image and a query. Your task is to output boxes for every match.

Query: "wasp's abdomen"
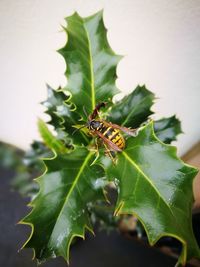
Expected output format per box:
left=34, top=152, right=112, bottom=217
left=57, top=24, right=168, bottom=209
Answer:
left=99, top=123, right=125, bottom=150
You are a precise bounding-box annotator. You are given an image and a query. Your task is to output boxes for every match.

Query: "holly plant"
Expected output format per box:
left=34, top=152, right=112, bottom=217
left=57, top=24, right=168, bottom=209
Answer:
left=19, top=11, right=200, bottom=266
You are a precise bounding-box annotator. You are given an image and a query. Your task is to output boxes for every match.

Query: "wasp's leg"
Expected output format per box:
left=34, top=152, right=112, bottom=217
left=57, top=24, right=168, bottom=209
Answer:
left=90, top=137, right=101, bottom=166
left=95, top=137, right=100, bottom=152
left=103, top=143, right=117, bottom=164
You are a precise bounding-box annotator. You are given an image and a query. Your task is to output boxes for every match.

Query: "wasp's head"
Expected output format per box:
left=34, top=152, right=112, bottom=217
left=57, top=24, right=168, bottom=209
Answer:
left=88, top=119, right=101, bottom=130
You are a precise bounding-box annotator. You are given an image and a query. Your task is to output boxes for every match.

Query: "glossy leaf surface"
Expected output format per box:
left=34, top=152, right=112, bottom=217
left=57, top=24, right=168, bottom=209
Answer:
left=154, top=115, right=182, bottom=144
left=20, top=10, right=199, bottom=266
left=42, top=84, right=68, bottom=129
left=21, top=147, right=106, bottom=262
left=107, top=122, right=199, bottom=265
left=42, top=85, right=89, bottom=145
left=38, top=119, right=68, bottom=153
left=108, top=85, right=182, bottom=144
left=107, top=85, right=155, bottom=128
left=59, top=11, right=121, bottom=115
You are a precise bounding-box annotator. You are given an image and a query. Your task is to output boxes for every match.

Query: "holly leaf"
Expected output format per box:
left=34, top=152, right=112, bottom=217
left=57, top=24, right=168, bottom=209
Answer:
left=20, top=10, right=199, bottom=267
left=42, top=84, right=68, bottom=129
left=154, top=116, right=182, bottom=144
left=107, top=122, right=200, bottom=265
left=107, top=85, right=155, bottom=128
left=108, top=86, right=182, bottom=144
left=58, top=11, right=121, bottom=116
left=42, top=85, right=89, bottom=145
left=20, top=147, right=106, bottom=263
left=38, top=119, right=69, bottom=154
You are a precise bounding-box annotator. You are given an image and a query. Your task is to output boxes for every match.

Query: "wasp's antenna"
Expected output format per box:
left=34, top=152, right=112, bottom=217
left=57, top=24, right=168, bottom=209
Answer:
left=72, top=125, right=86, bottom=136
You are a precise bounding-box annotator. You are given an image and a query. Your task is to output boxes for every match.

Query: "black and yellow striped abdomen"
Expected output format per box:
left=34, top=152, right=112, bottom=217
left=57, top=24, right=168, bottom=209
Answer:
left=97, top=121, right=125, bottom=150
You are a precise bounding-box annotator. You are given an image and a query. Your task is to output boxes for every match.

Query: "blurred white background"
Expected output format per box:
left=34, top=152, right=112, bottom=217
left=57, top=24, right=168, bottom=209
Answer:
left=0, top=0, right=200, bottom=155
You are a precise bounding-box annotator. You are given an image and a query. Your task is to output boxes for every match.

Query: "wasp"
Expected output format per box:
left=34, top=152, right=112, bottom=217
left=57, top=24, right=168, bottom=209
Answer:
left=81, top=102, right=137, bottom=160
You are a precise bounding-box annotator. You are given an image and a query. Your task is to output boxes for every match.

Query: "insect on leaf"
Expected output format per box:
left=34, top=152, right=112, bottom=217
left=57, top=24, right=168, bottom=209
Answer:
left=19, top=10, right=199, bottom=266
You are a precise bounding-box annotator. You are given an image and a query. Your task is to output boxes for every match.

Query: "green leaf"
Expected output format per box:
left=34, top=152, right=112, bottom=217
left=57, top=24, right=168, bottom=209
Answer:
left=59, top=11, right=121, bottom=115
left=107, top=122, right=200, bottom=265
left=19, top=9, right=198, bottom=267
left=38, top=119, right=68, bottom=153
left=107, top=85, right=155, bottom=128
left=107, top=86, right=182, bottom=144
left=42, top=84, right=68, bottom=129
left=20, top=147, right=106, bottom=263
left=154, top=115, right=182, bottom=144
left=42, top=85, right=88, bottom=145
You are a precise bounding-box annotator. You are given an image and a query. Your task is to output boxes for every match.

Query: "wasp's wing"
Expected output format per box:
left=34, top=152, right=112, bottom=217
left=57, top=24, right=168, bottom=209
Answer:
left=94, top=130, right=122, bottom=152
left=105, top=122, right=137, bottom=136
